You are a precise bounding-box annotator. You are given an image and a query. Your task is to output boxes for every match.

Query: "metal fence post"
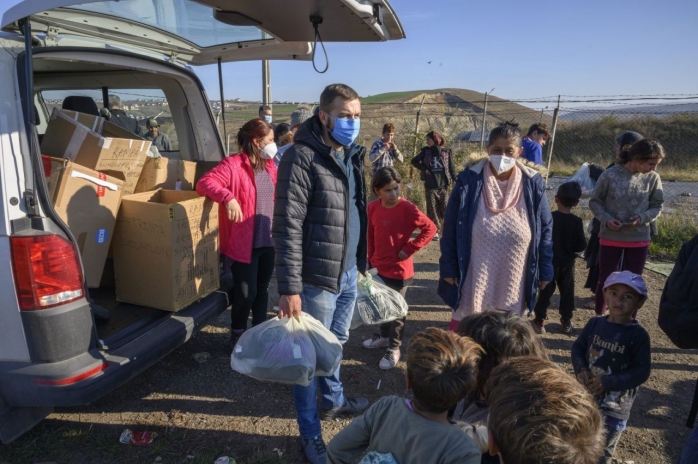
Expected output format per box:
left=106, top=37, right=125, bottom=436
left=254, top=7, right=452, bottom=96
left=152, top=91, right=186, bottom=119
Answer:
left=410, top=95, right=427, bottom=178
left=479, top=92, right=489, bottom=153
left=544, top=96, right=561, bottom=184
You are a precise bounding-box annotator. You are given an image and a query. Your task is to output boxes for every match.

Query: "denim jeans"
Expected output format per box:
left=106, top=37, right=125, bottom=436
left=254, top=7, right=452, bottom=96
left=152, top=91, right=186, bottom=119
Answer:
left=293, top=266, right=358, bottom=439
left=600, top=414, right=627, bottom=464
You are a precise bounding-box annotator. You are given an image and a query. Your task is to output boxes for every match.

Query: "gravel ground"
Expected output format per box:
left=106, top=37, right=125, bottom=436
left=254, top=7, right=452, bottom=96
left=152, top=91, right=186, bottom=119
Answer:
left=1, top=241, right=696, bottom=464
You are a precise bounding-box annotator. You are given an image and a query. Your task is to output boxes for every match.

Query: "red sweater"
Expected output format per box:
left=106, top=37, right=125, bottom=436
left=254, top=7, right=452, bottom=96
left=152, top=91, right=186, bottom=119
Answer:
left=367, top=198, right=436, bottom=280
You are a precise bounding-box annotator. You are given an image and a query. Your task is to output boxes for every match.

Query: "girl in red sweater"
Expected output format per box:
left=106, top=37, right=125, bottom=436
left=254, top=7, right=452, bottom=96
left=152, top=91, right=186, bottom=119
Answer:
left=363, top=167, right=437, bottom=370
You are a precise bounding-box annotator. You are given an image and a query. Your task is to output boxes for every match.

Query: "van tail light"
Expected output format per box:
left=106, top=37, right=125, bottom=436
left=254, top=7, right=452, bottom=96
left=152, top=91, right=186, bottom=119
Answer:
left=10, top=234, right=84, bottom=310
left=32, top=362, right=108, bottom=386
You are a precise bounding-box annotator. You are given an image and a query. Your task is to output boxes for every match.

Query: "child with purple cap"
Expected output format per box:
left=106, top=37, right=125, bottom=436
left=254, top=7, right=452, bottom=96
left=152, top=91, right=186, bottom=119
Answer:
left=571, top=271, right=652, bottom=464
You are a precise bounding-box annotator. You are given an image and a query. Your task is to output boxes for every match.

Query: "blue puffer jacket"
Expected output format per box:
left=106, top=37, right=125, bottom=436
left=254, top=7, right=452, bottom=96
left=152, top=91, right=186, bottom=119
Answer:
left=438, top=159, right=553, bottom=311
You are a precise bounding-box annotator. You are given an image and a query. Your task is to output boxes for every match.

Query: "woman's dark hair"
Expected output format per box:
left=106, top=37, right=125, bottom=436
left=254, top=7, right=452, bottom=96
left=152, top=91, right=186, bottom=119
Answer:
left=456, top=310, right=548, bottom=400
left=371, top=166, right=402, bottom=193
left=274, top=123, right=291, bottom=144
left=426, top=130, right=445, bottom=147
left=618, top=139, right=665, bottom=165
left=488, top=121, right=523, bottom=147
left=237, top=118, right=273, bottom=171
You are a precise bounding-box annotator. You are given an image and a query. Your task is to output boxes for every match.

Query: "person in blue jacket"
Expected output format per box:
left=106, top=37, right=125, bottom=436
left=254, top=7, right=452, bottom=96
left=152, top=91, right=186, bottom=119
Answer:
left=438, top=122, right=553, bottom=330
left=521, top=123, right=551, bottom=165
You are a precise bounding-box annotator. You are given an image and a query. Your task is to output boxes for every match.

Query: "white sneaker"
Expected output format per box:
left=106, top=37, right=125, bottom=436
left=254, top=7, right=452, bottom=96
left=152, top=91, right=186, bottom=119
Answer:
left=379, top=349, right=400, bottom=370
left=363, top=334, right=389, bottom=349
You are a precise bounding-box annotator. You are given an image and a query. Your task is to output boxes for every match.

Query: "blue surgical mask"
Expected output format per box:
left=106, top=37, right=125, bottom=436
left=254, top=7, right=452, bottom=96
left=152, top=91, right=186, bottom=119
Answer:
left=263, top=115, right=272, bottom=124
left=328, top=116, right=360, bottom=146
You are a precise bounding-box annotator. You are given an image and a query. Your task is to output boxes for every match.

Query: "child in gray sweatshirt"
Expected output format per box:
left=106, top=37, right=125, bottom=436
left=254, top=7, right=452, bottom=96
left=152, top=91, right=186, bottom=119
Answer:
left=588, top=139, right=664, bottom=315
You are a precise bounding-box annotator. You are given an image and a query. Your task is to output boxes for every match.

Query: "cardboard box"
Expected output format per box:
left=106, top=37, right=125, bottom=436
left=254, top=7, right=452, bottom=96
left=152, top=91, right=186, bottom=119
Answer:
left=41, top=108, right=151, bottom=195
left=113, top=190, right=219, bottom=311
left=134, top=156, right=219, bottom=193
left=135, top=156, right=196, bottom=193
left=43, top=156, right=125, bottom=288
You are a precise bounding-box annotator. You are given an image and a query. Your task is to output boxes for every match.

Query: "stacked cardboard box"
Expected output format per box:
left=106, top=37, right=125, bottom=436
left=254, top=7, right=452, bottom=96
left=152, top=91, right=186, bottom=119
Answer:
left=134, top=155, right=218, bottom=193
left=112, top=190, right=219, bottom=311
left=43, top=156, right=125, bottom=288
left=39, top=108, right=222, bottom=311
left=41, top=108, right=150, bottom=195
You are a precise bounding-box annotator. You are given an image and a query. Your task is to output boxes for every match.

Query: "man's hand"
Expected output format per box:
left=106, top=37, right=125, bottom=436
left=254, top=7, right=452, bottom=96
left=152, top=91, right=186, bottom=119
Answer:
left=606, top=218, right=623, bottom=231
left=589, top=376, right=605, bottom=396
left=397, top=250, right=408, bottom=260
left=226, top=198, right=243, bottom=223
left=278, top=294, right=302, bottom=318
left=443, top=277, right=457, bottom=286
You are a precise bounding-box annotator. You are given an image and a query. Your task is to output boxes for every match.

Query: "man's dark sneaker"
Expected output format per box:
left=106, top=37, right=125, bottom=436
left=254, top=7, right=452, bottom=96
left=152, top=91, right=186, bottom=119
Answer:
left=320, top=397, right=370, bottom=421
left=298, top=435, right=326, bottom=464
left=531, top=319, right=546, bottom=334
left=560, top=319, right=574, bottom=335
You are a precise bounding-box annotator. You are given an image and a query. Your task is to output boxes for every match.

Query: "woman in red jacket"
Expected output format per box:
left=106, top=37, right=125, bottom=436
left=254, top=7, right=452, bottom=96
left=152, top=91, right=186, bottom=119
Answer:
left=197, top=119, right=277, bottom=348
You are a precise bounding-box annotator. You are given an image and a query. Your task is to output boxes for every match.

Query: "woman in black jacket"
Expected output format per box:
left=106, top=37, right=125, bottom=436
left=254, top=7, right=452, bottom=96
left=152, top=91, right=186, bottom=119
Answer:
left=411, top=130, right=456, bottom=240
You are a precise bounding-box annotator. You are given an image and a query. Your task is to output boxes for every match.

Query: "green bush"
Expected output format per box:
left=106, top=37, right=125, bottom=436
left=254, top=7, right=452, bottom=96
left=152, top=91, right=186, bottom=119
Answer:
left=650, top=213, right=698, bottom=260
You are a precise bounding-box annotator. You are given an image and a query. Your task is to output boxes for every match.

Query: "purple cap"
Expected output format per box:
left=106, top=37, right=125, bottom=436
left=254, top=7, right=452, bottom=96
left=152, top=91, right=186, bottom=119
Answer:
left=603, top=271, right=648, bottom=298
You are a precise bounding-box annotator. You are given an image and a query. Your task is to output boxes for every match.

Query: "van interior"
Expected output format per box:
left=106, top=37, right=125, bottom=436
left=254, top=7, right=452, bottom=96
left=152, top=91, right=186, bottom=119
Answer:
left=30, top=49, right=230, bottom=350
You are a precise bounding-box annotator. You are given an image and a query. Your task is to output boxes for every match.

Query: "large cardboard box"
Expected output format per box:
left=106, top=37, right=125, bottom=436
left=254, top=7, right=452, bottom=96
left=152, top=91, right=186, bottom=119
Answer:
left=43, top=156, right=125, bottom=288
left=113, top=190, right=219, bottom=311
left=41, top=108, right=150, bottom=195
left=134, top=156, right=220, bottom=193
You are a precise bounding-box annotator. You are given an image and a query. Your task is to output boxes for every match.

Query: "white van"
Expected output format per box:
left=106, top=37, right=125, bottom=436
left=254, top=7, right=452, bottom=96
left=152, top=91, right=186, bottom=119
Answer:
left=0, top=0, right=404, bottom=444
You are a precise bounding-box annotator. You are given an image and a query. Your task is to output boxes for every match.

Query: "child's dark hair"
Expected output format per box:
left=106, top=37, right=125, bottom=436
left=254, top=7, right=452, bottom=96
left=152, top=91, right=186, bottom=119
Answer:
left=486, top=357, right=604, bottom=464
left=371, top=166, right=402, bottom=193
left=488, top=121, right=522, bottom=147
left=406, top=328, right=483, bottom=414
left=456, top=310, right=547, bottom=400
left=618, top=138, right=665, bottom=165
left=526, top=123, right=552, bottom=140
left=556, top=181, right=582, bottom=208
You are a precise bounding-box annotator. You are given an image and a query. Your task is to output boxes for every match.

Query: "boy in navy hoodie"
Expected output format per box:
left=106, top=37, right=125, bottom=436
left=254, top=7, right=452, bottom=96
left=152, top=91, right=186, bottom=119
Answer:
left=571, top=271, right=651, bottom=464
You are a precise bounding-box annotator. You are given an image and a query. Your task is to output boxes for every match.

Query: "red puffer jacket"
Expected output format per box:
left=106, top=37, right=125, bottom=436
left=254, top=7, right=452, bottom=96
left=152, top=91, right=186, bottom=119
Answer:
left=196, top=153, right=277, bottom=264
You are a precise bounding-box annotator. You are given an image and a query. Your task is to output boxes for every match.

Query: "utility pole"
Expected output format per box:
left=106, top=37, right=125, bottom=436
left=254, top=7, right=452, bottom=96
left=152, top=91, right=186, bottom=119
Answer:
left=262, top=60, right=271, bottom=107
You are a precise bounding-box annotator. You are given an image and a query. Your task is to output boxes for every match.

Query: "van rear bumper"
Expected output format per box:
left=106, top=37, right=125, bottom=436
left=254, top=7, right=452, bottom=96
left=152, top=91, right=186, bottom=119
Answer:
left=0, top=287, right=228, bottom=408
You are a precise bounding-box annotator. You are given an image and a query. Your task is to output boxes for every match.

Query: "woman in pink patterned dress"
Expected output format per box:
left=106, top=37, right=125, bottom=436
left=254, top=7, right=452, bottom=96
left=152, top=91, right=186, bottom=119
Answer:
left=438, top=122, right=553, bottom=330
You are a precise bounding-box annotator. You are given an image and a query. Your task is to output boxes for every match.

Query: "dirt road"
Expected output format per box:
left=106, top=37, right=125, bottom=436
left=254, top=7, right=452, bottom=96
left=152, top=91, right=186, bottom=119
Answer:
left=1, top=242, right=696, bottom=464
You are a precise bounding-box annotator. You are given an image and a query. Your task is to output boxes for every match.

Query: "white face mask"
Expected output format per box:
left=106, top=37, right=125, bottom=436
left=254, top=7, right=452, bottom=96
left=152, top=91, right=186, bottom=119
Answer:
left=260, top=142, right=277, bottom=159
left=489, top=155, right=516, bottom=175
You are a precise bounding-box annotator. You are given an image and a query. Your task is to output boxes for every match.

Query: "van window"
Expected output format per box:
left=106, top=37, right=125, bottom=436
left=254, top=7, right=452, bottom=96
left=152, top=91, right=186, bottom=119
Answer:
left=39, top=89, right=179, bottom=152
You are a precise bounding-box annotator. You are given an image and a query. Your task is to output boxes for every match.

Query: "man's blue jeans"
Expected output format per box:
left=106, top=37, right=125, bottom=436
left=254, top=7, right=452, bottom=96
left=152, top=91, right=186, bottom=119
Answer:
left=293, top=266, right=357, bottom=439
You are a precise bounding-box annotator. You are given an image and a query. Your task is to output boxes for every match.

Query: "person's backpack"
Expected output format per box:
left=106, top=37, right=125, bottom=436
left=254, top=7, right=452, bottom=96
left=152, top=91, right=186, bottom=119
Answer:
left=657, top=233, right=698, bottom=427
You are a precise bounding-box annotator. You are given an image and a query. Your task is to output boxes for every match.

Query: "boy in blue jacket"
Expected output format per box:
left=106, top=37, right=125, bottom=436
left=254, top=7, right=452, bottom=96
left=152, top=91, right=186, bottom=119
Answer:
left=571, top=271, right=651, bottom=464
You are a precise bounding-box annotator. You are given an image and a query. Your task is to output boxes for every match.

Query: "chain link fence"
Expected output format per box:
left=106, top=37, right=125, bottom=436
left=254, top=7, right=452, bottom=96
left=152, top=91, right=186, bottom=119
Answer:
left=216, top=97, right=698, bottom=259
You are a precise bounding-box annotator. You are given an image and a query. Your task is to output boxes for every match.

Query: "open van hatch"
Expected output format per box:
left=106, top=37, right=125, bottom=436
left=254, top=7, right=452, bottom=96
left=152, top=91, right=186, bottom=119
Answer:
left=2, top=0, right=405, bottom=65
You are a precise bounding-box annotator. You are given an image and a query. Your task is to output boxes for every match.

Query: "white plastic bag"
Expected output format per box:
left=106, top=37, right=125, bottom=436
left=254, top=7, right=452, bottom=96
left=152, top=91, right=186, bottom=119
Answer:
left=568, top=162, right=596, bottom=196
left=300, top=313, right=343, bottom=377
left=352, top=273, right=408, bottom=329
left=231, top=316, right=316, bottom=386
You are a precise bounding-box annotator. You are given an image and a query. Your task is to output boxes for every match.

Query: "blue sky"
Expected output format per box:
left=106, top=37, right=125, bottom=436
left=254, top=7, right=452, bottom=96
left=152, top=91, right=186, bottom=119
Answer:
left=3, top=0, right=697, bottom=107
